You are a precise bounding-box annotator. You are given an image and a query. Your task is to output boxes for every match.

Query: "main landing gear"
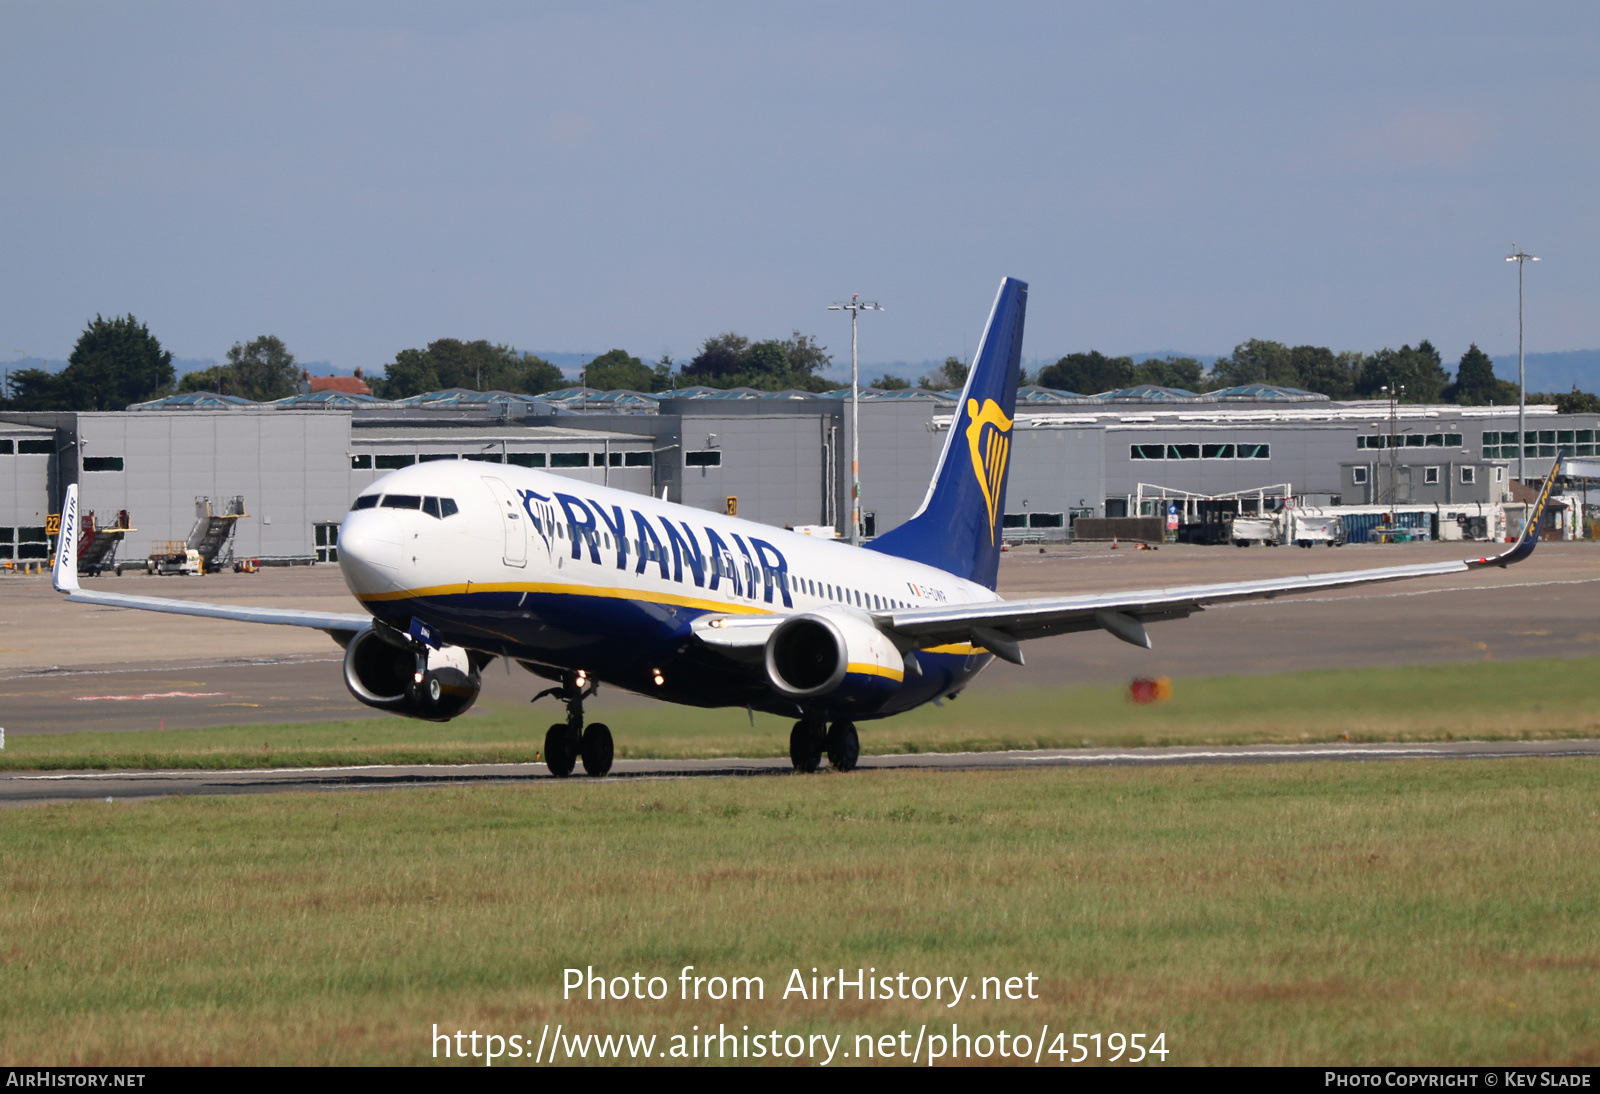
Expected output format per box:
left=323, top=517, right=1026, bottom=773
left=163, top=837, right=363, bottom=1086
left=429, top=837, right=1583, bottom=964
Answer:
left=533, top=670, right=613, bottom=778
left=790, top=718, right=859, bottom=774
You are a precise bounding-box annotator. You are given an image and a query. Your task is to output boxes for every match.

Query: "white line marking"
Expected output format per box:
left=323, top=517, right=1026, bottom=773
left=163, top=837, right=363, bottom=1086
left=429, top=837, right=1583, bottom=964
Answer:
left=5, top=741, right=1595, bottom=783
left=74, top=691, right=225, bottom=702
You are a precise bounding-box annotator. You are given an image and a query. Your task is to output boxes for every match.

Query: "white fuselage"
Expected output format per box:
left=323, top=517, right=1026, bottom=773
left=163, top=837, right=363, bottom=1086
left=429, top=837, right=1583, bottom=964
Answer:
left=338, top=461, right=998, bottom=619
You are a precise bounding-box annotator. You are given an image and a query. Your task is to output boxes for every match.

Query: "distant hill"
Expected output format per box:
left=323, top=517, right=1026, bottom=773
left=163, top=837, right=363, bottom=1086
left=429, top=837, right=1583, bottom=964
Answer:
left=1490, top=350, right=1600, bottom=394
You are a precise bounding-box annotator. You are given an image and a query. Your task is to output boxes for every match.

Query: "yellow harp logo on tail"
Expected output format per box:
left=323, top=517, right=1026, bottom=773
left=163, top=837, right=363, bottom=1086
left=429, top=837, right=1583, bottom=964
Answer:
left=964, top=398, right=1014, bottom=543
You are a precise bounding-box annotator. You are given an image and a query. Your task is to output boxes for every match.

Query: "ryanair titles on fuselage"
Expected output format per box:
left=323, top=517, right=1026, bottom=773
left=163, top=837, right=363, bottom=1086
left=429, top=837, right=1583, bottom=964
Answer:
left=520, top=485, right=797, bottom=607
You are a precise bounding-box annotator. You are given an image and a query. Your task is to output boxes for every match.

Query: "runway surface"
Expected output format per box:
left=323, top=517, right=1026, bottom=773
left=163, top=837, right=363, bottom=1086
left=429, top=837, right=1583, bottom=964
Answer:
left=3, top=540, right=1598, bottom=736
left=4, top=738, right=1596, bottom=806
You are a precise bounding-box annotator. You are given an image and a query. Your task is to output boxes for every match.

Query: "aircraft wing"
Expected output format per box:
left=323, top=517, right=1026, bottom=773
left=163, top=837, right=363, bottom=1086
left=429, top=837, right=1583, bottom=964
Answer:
left=52, top=485, right=371, bottom=638
left=876, top=459, right=1561, bottom=665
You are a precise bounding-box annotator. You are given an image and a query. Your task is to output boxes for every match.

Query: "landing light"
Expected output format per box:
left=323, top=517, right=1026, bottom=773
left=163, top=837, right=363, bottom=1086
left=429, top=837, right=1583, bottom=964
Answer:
left=652, top=669, right=665, bottom=686
left=575, top=670, right=588, bottom=687
left=413, top=672, right=424, bottom=684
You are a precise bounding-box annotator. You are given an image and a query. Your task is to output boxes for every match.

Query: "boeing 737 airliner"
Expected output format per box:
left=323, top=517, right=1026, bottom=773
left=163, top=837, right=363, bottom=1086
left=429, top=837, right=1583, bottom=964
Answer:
left=52, top=278, right=1558, bottom=776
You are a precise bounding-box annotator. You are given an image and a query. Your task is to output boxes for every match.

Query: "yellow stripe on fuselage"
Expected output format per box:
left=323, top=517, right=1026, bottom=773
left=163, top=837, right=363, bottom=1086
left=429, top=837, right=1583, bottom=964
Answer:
left=847, top=662, right=904, bottom=682
left=357, top=580, right=776, bottom=616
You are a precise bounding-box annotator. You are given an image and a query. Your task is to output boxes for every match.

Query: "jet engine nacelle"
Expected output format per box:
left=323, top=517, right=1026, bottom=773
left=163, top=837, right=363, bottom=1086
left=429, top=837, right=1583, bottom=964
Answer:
left=764, top=612, right=903, bottom=708
left=342, top=626, right=481, bottom=722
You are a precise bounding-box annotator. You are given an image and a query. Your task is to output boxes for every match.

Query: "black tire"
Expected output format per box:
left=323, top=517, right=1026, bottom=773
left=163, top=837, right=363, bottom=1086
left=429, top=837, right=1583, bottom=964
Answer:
left=825, top=721, right=860, bottom=772
left=544, top=723, right=576, bottom=778
left=581, top=723, right=614, bottom=777
left=789, top=720, right=823, bottom=773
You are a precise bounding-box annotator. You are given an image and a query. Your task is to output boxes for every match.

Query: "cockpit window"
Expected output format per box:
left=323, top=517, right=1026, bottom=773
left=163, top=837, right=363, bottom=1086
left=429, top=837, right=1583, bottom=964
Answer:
left=381, top=494, right=422, bottom=510
left=422, top=497, right=440, bottom=518
left=439, top=497, right=459, bottom=518
left=351, top=494, right=379, bottom=510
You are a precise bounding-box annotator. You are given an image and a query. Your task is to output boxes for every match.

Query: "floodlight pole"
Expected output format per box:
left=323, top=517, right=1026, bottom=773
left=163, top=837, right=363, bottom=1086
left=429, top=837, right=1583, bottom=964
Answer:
left=828, top=295, right=883, bottom=543
left=1507, top=245, right=1539, bottom=483
left=1382, top=383, right=1403, bottom=507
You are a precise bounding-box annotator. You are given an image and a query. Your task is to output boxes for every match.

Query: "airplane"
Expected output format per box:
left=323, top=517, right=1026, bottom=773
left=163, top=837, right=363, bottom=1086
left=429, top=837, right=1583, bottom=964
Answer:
left=51, top=278, right=1560, bottom=777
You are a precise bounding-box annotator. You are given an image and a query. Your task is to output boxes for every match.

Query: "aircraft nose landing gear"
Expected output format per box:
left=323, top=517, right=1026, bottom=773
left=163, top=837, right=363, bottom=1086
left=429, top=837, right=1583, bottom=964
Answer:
left=534, top=671, right=614, bottom=778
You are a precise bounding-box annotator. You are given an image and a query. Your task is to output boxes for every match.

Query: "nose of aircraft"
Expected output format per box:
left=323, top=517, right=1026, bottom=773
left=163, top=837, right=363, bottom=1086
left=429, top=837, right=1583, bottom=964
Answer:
left=338, top=511, right=404, bottom=594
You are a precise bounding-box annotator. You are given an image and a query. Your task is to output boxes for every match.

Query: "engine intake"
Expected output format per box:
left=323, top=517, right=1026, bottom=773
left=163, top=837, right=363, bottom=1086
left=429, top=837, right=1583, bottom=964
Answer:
left=342, top=626, right=481, bottom=722
left=764, top=612, right=903, bottom=707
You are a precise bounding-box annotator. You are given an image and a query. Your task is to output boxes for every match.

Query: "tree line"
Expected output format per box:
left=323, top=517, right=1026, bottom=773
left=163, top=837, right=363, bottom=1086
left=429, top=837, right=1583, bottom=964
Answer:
left=7, top=315, right=1598, bottom=414
left=1, top=317, right=309, bottom=410
left=1029, top=340, right=1591, bottom=409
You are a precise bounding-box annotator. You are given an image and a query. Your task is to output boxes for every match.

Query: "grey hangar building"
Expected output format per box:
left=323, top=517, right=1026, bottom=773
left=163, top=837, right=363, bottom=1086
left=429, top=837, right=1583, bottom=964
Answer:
left=0, top=382, right=1590, bottom=565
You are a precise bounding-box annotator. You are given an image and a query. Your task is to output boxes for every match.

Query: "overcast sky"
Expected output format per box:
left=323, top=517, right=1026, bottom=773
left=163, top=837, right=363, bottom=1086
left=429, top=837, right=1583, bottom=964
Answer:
left=2, top=2, right=1596, bottom=376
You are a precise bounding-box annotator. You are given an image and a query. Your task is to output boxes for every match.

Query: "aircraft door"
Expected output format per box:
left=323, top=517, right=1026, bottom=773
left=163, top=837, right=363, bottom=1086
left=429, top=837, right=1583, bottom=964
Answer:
left=482, top=477, right=528, bottom=568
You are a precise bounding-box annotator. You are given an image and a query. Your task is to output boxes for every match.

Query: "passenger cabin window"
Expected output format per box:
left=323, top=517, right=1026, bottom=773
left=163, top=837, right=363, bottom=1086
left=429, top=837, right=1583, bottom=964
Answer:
left=351, top=495, right=380, bottom=510
left=381, top=494, right=422, bottom=510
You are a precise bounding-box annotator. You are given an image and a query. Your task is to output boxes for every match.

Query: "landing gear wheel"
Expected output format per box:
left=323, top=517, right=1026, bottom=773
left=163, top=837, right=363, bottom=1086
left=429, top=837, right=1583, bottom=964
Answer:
left=426, top=676, right=442, bottom=702
left=581, top=723, right=614, bottom=777
left=790, top=720, right=824, bottom=773
left=825, top=722, right=860, bottom=772
left=544, top=723, right=576, bottom=778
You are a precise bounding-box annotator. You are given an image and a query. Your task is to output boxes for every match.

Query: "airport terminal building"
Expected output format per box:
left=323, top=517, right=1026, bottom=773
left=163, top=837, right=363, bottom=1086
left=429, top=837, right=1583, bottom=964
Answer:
left=2, top=383, right=1593, bottom=564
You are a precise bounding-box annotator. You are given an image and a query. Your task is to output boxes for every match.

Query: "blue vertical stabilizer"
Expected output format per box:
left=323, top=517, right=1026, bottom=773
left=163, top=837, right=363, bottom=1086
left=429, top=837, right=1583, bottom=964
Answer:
left=866, top=277, right=1028, bottom=589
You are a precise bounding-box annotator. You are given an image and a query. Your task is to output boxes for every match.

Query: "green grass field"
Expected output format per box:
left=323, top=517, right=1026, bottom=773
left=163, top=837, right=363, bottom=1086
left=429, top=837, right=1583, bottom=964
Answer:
left=0, top=760, right=1595, bottom=1065
left=5, top=655, right=1599, bottom=771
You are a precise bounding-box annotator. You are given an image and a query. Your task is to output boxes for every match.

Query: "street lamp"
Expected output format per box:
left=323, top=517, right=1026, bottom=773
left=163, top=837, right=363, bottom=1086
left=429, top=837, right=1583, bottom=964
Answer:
left=1507, top=244, right=1539, bottom=483
left=827, top=294, right=884, bottom=543
left=1381, top=383, right=1404, bottom=506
